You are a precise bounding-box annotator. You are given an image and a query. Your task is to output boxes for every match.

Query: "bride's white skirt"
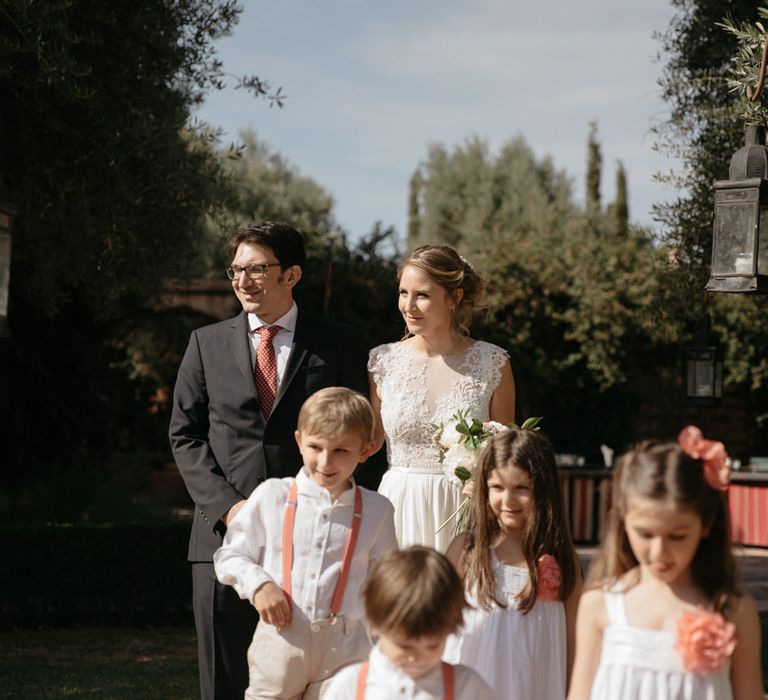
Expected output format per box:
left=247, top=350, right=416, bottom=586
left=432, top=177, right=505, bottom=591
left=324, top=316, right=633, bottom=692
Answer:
left=378, top=468, right=462, bottom=553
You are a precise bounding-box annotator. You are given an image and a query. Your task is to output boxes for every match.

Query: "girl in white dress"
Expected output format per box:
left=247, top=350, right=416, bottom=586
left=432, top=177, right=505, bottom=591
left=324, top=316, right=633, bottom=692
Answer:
left=567, top=427, right=764, bottom=700
left=444, top=429, right=582, bottom=699
left=369, top=245, right=516, bottom=552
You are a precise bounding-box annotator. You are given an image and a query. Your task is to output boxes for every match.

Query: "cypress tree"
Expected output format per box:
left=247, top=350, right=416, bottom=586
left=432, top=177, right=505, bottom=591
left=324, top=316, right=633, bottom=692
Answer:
left=614, top=160, right=629, bottom=235
left=407, top=167, right=422, bottom=246
left=586, top=121, right=602, bottom=210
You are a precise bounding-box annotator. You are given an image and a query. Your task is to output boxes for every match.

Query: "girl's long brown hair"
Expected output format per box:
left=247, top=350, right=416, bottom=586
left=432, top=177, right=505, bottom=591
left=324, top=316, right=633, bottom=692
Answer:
left=459, top=429, right=580, bottom=612
left=586, top=441, right=739, bottom=614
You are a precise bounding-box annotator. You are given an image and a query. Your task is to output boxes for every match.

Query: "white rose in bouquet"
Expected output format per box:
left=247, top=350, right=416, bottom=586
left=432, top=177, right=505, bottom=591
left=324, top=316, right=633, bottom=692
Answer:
left=439, top=423, right=463, bottom=451
left=433, top=412, right=544, bottom=535
left=441, top=443, right=473, bottom=486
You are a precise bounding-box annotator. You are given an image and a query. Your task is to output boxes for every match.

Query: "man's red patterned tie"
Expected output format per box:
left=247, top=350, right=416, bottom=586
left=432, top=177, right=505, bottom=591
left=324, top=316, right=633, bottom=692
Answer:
left=254, top=325, right=282, bottom=418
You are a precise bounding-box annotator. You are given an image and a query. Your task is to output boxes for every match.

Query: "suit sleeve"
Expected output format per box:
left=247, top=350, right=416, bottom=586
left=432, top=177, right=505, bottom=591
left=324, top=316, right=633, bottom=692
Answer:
left=169, top=330, right=244, bottom=529
left=213, top=483, right=276, bottom=603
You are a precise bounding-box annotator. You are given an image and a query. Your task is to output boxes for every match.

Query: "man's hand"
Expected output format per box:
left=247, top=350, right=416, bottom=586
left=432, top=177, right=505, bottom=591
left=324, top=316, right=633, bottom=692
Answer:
left=253, top=582, right=291, bottom=628
left=223, top=500, right=247, bottom=527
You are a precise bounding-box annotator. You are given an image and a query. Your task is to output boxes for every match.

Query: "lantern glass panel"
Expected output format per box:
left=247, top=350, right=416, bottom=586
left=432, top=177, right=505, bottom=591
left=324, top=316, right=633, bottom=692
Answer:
left=686, top=349, right=718, bottom=398
left=759, top=205, right=768, bottom=275
left=712, top=199, right=755, bottom=275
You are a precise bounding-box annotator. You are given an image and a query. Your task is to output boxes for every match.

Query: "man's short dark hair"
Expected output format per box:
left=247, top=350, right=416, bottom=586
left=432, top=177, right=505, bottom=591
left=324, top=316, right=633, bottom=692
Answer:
left=227, top=221, right=306, bottom=270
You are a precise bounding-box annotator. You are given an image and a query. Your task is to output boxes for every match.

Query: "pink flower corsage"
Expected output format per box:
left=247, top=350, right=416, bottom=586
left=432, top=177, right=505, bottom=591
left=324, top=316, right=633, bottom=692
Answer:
left=675, top=609, right=736, bottom=674
left=677, top=425, right=730, bottom=491
left=537, top=554, right=561, bottom=601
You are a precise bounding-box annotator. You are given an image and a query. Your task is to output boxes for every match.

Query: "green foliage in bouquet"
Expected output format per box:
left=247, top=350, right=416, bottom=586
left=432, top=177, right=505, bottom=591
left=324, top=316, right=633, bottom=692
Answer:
left=718, top=7, right=768, bottom=125
left=433, top=412, right=543, bottom=534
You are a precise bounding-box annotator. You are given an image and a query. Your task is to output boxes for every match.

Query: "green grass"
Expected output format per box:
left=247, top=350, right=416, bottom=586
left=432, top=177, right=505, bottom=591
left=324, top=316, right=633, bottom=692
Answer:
left=0, top=627, right=198, bottom=699
left=0, top=618, right=765, bottom=696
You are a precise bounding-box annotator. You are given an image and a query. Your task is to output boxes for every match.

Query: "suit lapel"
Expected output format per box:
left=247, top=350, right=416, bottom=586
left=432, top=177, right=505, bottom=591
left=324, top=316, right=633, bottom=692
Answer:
left=273, top=309, right=309, bottom=409
left=232, top=312, right=258, bottom=392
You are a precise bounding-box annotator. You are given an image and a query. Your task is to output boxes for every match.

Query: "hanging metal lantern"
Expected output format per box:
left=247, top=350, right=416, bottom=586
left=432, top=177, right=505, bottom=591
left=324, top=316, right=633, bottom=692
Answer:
left=684, top=315, right=723, bottom=405
left=706, top=124, right=768, bottom=293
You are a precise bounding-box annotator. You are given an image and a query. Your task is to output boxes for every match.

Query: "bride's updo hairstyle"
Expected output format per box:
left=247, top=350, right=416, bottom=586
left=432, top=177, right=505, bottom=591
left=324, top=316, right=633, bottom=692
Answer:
left=398, top=245, right=486, bottom=336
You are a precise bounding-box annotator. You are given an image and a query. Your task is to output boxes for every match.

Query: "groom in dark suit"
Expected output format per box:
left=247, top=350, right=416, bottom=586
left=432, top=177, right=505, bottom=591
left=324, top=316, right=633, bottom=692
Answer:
left=169, top=221, right=368, bottom=700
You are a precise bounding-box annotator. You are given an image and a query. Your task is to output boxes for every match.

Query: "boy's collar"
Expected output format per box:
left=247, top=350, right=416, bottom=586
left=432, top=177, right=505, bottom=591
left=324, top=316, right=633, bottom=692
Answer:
left=296, top=468, right=357, bottom=502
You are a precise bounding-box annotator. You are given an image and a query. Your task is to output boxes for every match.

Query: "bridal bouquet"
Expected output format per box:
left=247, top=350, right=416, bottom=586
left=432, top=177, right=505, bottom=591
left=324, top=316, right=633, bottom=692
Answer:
left=432, top=411, right=542, bottom=534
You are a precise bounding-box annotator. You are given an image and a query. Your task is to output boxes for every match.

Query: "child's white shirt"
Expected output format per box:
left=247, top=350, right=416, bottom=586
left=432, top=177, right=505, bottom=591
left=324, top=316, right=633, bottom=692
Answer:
left=325, top=644, right=498, bottom=699
left=213, top=468, right=397, bottom=621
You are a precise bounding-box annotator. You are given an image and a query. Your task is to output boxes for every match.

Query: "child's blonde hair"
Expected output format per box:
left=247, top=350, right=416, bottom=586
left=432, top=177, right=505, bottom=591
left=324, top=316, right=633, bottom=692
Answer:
left=460, top=429, right=580, bottom=612
left=364, top=546, right=467, bottom=638
left=587, top=440, right=738, bottom=613
left=297, top=387, right=374, bottom=445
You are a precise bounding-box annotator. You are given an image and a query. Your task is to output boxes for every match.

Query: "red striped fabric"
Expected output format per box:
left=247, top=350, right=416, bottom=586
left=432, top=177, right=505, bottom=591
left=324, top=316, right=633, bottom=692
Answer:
left=728, top=484, right=768, bottom=547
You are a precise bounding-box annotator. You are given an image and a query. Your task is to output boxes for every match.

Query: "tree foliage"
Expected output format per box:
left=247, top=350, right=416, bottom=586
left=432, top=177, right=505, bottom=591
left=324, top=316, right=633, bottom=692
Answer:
left=654, top=0, right=768, bottom=390
left=407, top=168, right=422, bottom=247
left=586, top=121, right=602, bottom=210
left=202, top=129, right=404, bottom=349
left=0, top=0, right=277, bottom=482
left=192, top=128, right=339, bottom=276
left=612, top=161, right=629, bottom=236
left=718, top=6, right=768, bottom=126
left=0, top=0, right=251, bottom=318
left=653, top=0, right=755, bottom=281
left=408, top=134, right=670, bottom=453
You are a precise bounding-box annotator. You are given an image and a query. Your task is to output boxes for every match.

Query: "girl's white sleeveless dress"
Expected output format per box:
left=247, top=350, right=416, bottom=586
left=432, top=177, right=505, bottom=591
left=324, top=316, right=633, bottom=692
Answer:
left=443, top=557, right=567, bottom=699
left=590, top=589, right=732, bottom=700
left=368, top=340, right=508, bottom=552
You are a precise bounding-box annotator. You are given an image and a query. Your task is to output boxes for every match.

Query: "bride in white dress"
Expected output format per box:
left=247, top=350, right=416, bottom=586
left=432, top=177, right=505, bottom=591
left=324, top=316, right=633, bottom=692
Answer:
left=368, top=245, right=516, bottom=552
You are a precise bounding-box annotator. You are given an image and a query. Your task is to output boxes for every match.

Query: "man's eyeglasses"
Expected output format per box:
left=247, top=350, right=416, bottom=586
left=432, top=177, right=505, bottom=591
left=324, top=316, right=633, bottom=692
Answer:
left=225, top=263, right=282, bottom=280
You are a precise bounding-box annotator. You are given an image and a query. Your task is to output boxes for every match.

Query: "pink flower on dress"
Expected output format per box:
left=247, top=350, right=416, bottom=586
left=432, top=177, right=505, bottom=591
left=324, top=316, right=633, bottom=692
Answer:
left=537, top=554, right=561, bottom=601
left=677, top=425, right=730, bottom=491
left=675, top=609, right=737, bottom=674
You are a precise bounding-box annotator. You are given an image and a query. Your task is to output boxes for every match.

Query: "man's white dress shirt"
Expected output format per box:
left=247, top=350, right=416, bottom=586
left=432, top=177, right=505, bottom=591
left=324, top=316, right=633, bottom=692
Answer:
left=247, top=302, right=298, bottom=389
left=324, top=644, right=497, bottom=699
left=214, top=468, right=397, bottom=622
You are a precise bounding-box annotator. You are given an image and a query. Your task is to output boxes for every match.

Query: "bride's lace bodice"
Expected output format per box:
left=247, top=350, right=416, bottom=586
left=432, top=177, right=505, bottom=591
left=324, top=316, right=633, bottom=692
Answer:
left=368, top=341, right=509, bottom=474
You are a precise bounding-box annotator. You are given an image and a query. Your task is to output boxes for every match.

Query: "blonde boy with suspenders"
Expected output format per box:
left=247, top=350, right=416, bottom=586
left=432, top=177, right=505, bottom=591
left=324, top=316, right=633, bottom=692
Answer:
left=326, top=547, right=496, bottom=700
left=214, top=388, right=397, bottom=699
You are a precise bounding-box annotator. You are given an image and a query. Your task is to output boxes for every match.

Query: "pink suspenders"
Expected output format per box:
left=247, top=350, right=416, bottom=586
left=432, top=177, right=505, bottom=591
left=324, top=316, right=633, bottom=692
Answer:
left=355, top=660, right=455, bottom=699
left=281, top=480, right=362, bottom=621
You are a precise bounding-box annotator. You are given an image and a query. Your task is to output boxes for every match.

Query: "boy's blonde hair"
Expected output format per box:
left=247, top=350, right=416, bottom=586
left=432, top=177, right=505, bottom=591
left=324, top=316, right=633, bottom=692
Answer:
left=364, top=546, right=467, bottom=638
left=297, top=387, right=375, bottom=444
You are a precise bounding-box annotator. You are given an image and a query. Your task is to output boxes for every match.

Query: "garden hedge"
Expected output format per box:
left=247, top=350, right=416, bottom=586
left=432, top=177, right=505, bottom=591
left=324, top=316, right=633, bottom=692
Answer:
left=1, top=522, right=193, bottom=627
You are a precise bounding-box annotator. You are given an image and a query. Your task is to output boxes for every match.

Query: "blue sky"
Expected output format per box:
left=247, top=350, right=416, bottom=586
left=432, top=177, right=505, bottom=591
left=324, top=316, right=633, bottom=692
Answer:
left=195, top=0, right=682, bottom=241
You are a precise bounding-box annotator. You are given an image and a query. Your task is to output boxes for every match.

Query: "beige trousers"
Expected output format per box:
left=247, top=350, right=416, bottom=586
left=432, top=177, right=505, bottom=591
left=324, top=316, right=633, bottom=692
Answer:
left=245, top=616, right=371, bottom=700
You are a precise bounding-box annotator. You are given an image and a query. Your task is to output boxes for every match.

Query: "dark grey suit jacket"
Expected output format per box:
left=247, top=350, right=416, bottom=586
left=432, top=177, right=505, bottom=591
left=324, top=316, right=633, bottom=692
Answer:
left=169, top=308, right=368, bottom=561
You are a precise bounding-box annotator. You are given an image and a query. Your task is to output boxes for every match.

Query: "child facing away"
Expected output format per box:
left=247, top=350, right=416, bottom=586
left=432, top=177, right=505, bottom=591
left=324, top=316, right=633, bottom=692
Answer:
left=213, top=387, right=398, bottom=700
left=443, top=428, right=582, bottom=700
left=567, top=427, right=764, bottom=700
left=325, top=546, right=497, bottom=699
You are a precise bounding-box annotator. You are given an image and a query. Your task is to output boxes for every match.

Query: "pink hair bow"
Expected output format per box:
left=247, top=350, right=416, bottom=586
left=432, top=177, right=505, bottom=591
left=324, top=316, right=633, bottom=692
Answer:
left=677, top=426, right=730, bottom=491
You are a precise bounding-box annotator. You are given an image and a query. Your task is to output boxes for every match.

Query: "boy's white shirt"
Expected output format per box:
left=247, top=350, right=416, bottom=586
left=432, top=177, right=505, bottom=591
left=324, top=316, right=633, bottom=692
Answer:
left=213, top=468, right=397, bottom=621
left=324, top=644, right=498, bottom=700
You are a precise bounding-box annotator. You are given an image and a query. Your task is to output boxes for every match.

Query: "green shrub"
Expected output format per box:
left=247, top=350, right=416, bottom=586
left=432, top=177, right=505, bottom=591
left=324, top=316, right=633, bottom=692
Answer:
left=1, top=523, right=192, bottom=628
